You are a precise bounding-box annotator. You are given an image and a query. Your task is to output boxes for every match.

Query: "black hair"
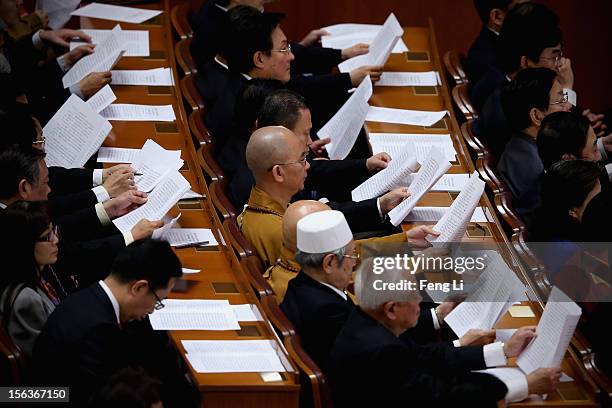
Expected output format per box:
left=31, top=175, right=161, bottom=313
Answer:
left=233, top=78, right=285, bottom=139
left=225, top=6, right=285, bottom=74
left=498, top=2, right=561, bottom=74
left=537, top=111, right=592, bottom=170
left=0, top=145, right=46, bottom=199
left=473, top=0, right=513, bottom=24
left=109, top=239, right=182, bottom=290
left=258, top=89, right=308, bottom=130
left=501, top=67, right=557, bottom=131
left=0, top=103, right=38, bottom=149
left=88, top=367, right=162, bottom=408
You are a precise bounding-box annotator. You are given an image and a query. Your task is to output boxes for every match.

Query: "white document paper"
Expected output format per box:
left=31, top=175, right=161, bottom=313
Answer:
left=70, top=29, right=149, bottom=57
left=318, top=75, right=372, bottom=159
left=149, top=299, right=239, bottom=330
left=517, top=287, right=581, bottom=374
left=132, top=139, right=183, bottom=192
left=369, top=132, right=457, bottom=163
left=388, top=147, right=451, bottom=226
left=428, top=174, right=469, bottom=192
left=429, top=172, right=485, bottom=244
left=338, top=13, right=404, bottom=73
left=377, top=71, right=440, bottom=87
left=351, top=144, right=418, bottom=201
left=111, top=68, right=173, bottom=86
left=96, top=147, right=139, bottom=163
left=182, top=268, right=200, bottom=274
left=70, top=3, right=163, bottom=24
left=100, top=104, right=176, bottom=122
left=36, top=0, right=81, bottom=29
left=182, top=340, right=286, bottom=373
left=85, top=84, right=116, bottom=113
left=404, top=206, right=487, bottom=223
left=495, top=329, right=517, bottom=343
left=366, top=106, right=448, bottom=127
left=164, top=229, right=219, bottom=247
left=44, top=95, right=112, bottom=168
left=232, top=304, right=261, bottom=322
left=181, top=190, right=204, bottom=200
left=62, top=25, right=126, bottom=88
left=112, top=171, right=190, bottom=233
left=151, top=213, right=181, bottom=241
left=321, top=23, right=408, bottom=54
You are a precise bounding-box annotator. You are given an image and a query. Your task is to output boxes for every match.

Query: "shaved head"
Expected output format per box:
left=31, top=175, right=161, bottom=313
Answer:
left=283, top=200, right=331, bottom=250
left=246, top=126, right=296, bottom=179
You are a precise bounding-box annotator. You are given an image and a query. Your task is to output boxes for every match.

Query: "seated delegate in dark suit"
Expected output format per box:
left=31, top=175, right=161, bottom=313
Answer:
left=496, top=68, right=571, bottom=225
left=330, top=261, right=562, bottom=407
left=33, top=239, right=196, bottom=408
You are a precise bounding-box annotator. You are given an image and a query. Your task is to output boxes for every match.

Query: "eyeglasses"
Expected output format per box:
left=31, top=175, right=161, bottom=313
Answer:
left=540, top=51, right=564, bottom=66
left=33, top=136, right=46, bottom=150
left=267, top=151, right=309, bottom=171
left=550, top=92, right=569, bottom=105
left=37, top=224, right=60, bottom=242
left=148, top=283, right=165, bottom=310
left=271, top=43, right=292, bottom=54
left=343, top=252, right=360, bottom=262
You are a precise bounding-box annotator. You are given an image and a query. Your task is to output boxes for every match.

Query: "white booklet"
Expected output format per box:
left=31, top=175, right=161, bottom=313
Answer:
left=70, top=3, right=162, bottom=24
left=132, top=139, right=183, bottom=192
left=111, top=68, right=173, bottom=86
left=377, top=71, right=440, bottom=87
left=182, top=340, right=286, bottom=373
left=149, top=299, right=239, bottom=331
left=369, top=132, right=457, bottom=163
left=100, top=104, right=176, bottom=122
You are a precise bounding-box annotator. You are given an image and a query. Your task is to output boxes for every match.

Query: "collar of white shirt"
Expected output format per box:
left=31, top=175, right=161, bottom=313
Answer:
left=0, top=202, right=6, bottom=209
left=98, top=280, right=121, bottom=325
left=215, top=4, right=228, bottom=12
left=214, top=56, right=229, bottom=70
left=318, top=280, right=348, bottom=301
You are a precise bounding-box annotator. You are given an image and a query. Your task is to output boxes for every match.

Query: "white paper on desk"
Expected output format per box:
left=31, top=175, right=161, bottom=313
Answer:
left=369, top=132, right=457, bottom=163
left=85, top=84, right=116, bottom=113
left=377, top=71, right=440, bottom=87
left=111, top=68, right=174, bottom=86
left=96, top=147, right=139, bottom=163
left=429, top=171, right=485, bottom=244
left=351, top=144, right=418, bottom=201
left=183, top=340, right=286, bottom=373
left=388, top=147, right=451, bottom=226
left=36, top=0, right=80, bottom=29
left=151, top=213, right=181, bottom=241
left=62, top=25, right=126, bottom=88
left=322, top=32, right=408, bottom=54
left=495, top=329, right=517, bottom=343
left=366, top=106, right=448, bottom=127
left=182, top=339, right=278, bottom=354
left=182, top=268, right=200, bottom=274
left=232, top=304, right=261, bottom=322
left=149, top=299, right=239, bottom=330
left=404, top=206, right=487, bottom=223
left=112, top=171, right=190, bottom=233
left=165, top=228, right=219, bottom=247
left=517, top=287, right=581, bottom=375
left=181, top=190, right=204, bottom=200
left=132, top=139, right=183, bottom=192
left=44, top=95, right=112, bottom=168
left=338, top=13, right=404, bottom=73
left=70, top=3, right=163, bottom=24
left=70, top=29, right=150, bottom=57
left=100, top=104, right=176, bottom=122
left=318, top=75, right=372, bottom=159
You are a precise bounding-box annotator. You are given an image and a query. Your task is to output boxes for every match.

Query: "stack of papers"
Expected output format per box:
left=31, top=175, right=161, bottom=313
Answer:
left=85, top=84, right=117, bottom=113
left=62, top=25, right=126, bottom=88
left=111, top=68, right=173, bottom=86
left=149, top=299, right=239, bottom=330
left=70, top=3, right=163, bottom=24
left=404, top=206, right=487, bottom=223
left=97, top=147, right=139, bottom=163
left=182, top=340, right=286, bottom=373
left=338, top=13, right=404, bottom=73
left=100, top=104, right=176, bottom=122
left=132, top=139, right=183, bottom=192
left=377, top=71, right=441, bottom=87
left=153, top=217, right=219, bottom=248
left=71, top=28, right=150, bottom=57
left=369, top=133, right=457, bottom=163
left=322, top=22, right=408, bottom=54
left=388, top=147, right=452, bottom=226
left=318, top=75, right=372, bottom=159
left=44, top=95, right=112, bottom=168
left=366, top=106, right=448, bottom=127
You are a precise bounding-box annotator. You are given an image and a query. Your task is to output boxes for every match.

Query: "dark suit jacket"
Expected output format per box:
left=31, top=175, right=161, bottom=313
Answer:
left=330, top=307, right=493, bottom=407
left=190, top=0, right=228, bottom=68
left=469, top=67, right=507, bottom=112
left=466, top=26, right=500, bottom=84
left=472, top=87, right=511, bottom=156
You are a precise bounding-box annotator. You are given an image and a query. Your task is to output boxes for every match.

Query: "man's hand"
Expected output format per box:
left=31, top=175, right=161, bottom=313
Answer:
left=309, top=137, right=330, bottom=157
left=379, top=187, right=410, bottom=214
left=103, top=190, right=147, bottom=219
left=103, top=167, right=136, bottom=198
left=350, top=65, right=383, bottom=86
left=503, top=325, right=537, bottom=358
left=62, top=44, right=95, bottom=68
left=435, top=301, right=459, bottom=323
left=526, top=367, right=562, bottom=395
left=102, top=164, right=134, bottom=182
left=583, top=109, right=608, bottom=137
left=556, top=57, right=574, bottom=90
left=341, top=43, right=369, bottom=60
left=299, top=29, right=330, bottom=46
left=39, top=29, right=92, bottom=48
left=130, top=219, right=164, bottom=241
left=458, top=329, right=496, bottom=346
left=405, top=225, right=440, bottom=248
left=366, top=152, right=391, bottom=172
left=79, top=72, right=112, bottom=99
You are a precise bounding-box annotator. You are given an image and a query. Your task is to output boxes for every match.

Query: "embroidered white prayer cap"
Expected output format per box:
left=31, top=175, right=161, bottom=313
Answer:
left=297, top=210, right=353, bottom=253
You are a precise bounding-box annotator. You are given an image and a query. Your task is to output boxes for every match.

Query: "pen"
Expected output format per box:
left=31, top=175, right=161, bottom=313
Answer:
left=134, top=172, right=144, bottom=176
left=174, top=241, right=210, bottom=249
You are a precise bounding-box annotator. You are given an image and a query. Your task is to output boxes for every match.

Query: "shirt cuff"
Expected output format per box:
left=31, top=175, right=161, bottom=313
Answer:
left=95, top=202, right=112, bottom=226
left=564, top=88, right=577, bottom=106
left=56, top=55, right=70, bottom=73
left=32, top=30, right=45, bottom=50
left=69, top=83, right=85, bottom=99
left=504, top=373, right=529, bottom=403
left=123, top=230, right=134, bottom=246
left=430, top=308, right=441, bottom=330
left=93, top=169, right=104, bottom=186
left=92, top=186, right=110, bottom=203
left=453, top=339, right=461, bottom=347
left=597, top=137, right=609, bottom=161
left=483, top=342, right=507, bottom=367
left=376, top=198, right=383, bottom=219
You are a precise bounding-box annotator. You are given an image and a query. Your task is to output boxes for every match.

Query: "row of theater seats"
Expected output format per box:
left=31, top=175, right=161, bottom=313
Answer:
left=170, top=4, right=333, bottom=407
left=443, top=50, right=612, bottom=400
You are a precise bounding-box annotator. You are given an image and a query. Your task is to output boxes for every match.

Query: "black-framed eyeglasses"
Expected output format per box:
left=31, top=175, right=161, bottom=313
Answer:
left=540, top=50, right=564, bottom=66
left=36, top=224, right=60, bottom=242
left=271, top=43, right=292, bottom=54
left=267, top=150, right=309, bottom=171
left=148, top=283, right=165, bottom=310
left=550, top=92, right=569, bottom=105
